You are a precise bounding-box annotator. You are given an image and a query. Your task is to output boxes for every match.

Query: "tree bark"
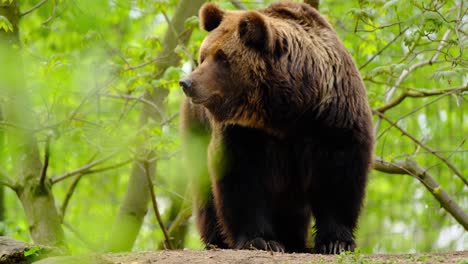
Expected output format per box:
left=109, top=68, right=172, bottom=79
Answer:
left=374, top=157, right=468, bottom=231
left=107, top=0, right=205, bottom=251
left=0, top=0, right=64, bottom=247
left=0, top=106, right=4, bottom=235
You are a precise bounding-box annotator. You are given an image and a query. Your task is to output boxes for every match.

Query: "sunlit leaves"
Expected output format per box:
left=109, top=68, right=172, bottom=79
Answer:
left=1, top=0, right=466, bottom=255
left=0, top=16, right=13, bottom=32
left=184, top=16, right=199, bottom=30
left=432, top=67, right=468, bottom=83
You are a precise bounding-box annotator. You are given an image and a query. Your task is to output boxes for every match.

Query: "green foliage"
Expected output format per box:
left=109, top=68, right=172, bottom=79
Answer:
left=0, top=15, right=13, bottom=32
left=24, top=246, right=41, bottom=257
left=0, top=0, right=466, bottom=255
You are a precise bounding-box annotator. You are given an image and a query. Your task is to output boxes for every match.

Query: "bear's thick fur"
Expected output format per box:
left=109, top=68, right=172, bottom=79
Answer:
left=180, top=2, right=374, bottom=254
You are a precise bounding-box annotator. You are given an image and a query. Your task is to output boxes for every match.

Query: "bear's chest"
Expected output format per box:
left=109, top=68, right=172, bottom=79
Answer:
left=218, top=125, right=316, bottom=194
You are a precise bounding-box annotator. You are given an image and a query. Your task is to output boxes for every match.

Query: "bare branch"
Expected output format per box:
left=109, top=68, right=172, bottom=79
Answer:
left=60, top=158, right=132, bottom=218
left=359, top=28, right=408, bottom=70
left=230, top=0, right=247, bottom=10
left=80, top=158, right=133, bottom=175
left=99, top=93, right=166, bottom=123
left=20, top=0, right=48, bottom=17
left=141, top=161, right=173, bottom=249
left=51, top=153, right=116, bottom=184
left=375, top=85, right=468, bottom=113
left=42, top=0, right=57, bottom=25
left=123, top=56, right=168, bottom=72
left=39, top=136, right=51, bottom=187
left=374, top=30, right=452, bottom=133
left=373, top=157, right=468, bottom=230
left=0, top=121, right=33, bottom=131
left=0, top=173, right=16, bottom=191
left=161, top=11, right=197, bottom=69
left=60, top=174, right=82, bottom=219
left=100, top=93, right=166, bottom=122
left=167, top=206, right=192, bottom=239
left=160, top=112, right=179, bottom=127
left=373, top=110, right=468, bottom=186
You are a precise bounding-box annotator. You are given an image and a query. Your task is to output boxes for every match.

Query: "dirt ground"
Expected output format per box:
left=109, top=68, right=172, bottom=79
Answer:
left=102, top=250, right=468, bottom=264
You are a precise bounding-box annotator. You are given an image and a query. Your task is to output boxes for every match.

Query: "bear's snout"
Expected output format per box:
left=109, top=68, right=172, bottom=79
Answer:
left=179, top=78, right=193, bottom=96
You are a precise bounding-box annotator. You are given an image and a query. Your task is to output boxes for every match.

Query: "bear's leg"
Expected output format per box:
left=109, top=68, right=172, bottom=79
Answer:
left=273, top=204, right=311, bottom=252
left=210, top=126, right=283, bottom=252
left=309, top=144, right=370, bottom=254
left=214, top=176, right=283, bottom=251
left=196, top=193, right=228, bottom=249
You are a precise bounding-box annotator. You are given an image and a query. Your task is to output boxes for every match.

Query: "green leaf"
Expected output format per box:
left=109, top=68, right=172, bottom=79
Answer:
left=382, top=0, right=398, bottom=10
left=184, top=16, right=199, bottom=30
left=24, top=246, right=41, bottom=257
left=0, top=16, right=13, bottom=32
left=1, top=0, right=14, bottom=4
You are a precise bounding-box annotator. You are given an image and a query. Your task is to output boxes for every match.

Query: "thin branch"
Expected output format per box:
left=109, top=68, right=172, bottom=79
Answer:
left=100, top=93, right=166, bottom=123
left=0, top=121, right=32, bottom=131
left=0, top=174, right=16, bottom=191
left=377, top=92, right=454, bottom=140
left=147, top=150, right=180, bottom=163
left=373, top=110, right=468, bottom=186
left=61, top=174, right=84, bottom=219
left=359, top=28, right=408, bottom=70
left=373, top=157, right=468, bottom=230
left=60, top=158, right=133, bottom=218
left=230, top=0, right=247, bottom=10
left=80, top=158, right=133, bottom=175
left=374, top=30, right=452, bottom=134
left=167, top=206, right=192, bottom=238
left=42, top=0, right=58, bottom=25
left=354, top=21, right=403, bottom=33
left=141, top=161, right=173, bottom=249
left=51, top=153, right=116, bottom=184
left=161, top=11, right=197, bottom=69
left=20, top=0, right=49, bottom=17
left=39, top=136, right=51, bottom=187
left=375, top=85, right=468, bottom=113
left=160, top=112, right=179, bottom=127
left=123, top=57, right=165, bottom=72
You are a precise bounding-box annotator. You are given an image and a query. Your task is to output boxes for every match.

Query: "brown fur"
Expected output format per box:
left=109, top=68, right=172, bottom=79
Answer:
left=181, top=2, right=374, bottom=253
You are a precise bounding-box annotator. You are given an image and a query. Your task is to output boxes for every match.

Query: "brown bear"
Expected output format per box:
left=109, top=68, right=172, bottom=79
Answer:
left=179, top=2, right=374, bottom=254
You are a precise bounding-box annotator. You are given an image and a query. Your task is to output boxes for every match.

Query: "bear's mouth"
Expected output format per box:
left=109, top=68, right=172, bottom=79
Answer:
left=189, top=97, right=210, bottom=105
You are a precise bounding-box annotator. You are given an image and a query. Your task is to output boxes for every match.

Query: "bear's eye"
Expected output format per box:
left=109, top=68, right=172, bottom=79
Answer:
left=214, top=50, right=229, bottom=65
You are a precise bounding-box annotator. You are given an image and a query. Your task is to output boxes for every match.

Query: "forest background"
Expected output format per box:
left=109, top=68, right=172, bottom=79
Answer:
left=0, top=0, right=466, bottom=255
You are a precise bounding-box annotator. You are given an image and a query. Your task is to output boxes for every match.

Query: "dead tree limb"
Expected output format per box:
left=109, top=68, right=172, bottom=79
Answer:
left=374, top=110, right=468, bottom=186
left=373, top=157, right=468, bottom=230
left=376, top=85, right=468, bottom=113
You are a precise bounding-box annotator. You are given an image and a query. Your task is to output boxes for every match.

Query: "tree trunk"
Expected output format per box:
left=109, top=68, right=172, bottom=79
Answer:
left=107, top=0, right=205, bottom=251
left=1, top=0, right=65, bottom=247
left=0, top=107, right=4, bottom=235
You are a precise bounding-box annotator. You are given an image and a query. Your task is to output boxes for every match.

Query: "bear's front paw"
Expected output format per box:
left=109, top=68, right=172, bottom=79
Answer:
left=314, top=240, right=355, bottom=254
left=239, top=237, right=285, bottom=252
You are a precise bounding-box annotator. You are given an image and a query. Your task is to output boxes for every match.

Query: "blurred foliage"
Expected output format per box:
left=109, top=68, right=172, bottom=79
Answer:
left=0, top=0, right=466, bottom=254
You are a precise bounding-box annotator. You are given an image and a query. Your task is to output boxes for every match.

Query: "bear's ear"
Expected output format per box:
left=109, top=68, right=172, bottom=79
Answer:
left=199, top=3, right=224, bottom=32
left=238, top=12, right=272, bottom=52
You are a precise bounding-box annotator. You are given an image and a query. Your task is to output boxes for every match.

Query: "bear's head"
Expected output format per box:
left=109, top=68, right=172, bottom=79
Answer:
left=179, top=3, right=278, bottom=130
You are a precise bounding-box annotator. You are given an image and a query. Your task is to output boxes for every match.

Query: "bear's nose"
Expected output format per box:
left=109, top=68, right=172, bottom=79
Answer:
left=179, top=78, right=193, bottom=95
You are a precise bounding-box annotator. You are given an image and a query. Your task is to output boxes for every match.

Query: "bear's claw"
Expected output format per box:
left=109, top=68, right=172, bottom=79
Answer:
left=317, top=241, right=355, bottom=254
left=241, top=238, right=285, bottom=252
